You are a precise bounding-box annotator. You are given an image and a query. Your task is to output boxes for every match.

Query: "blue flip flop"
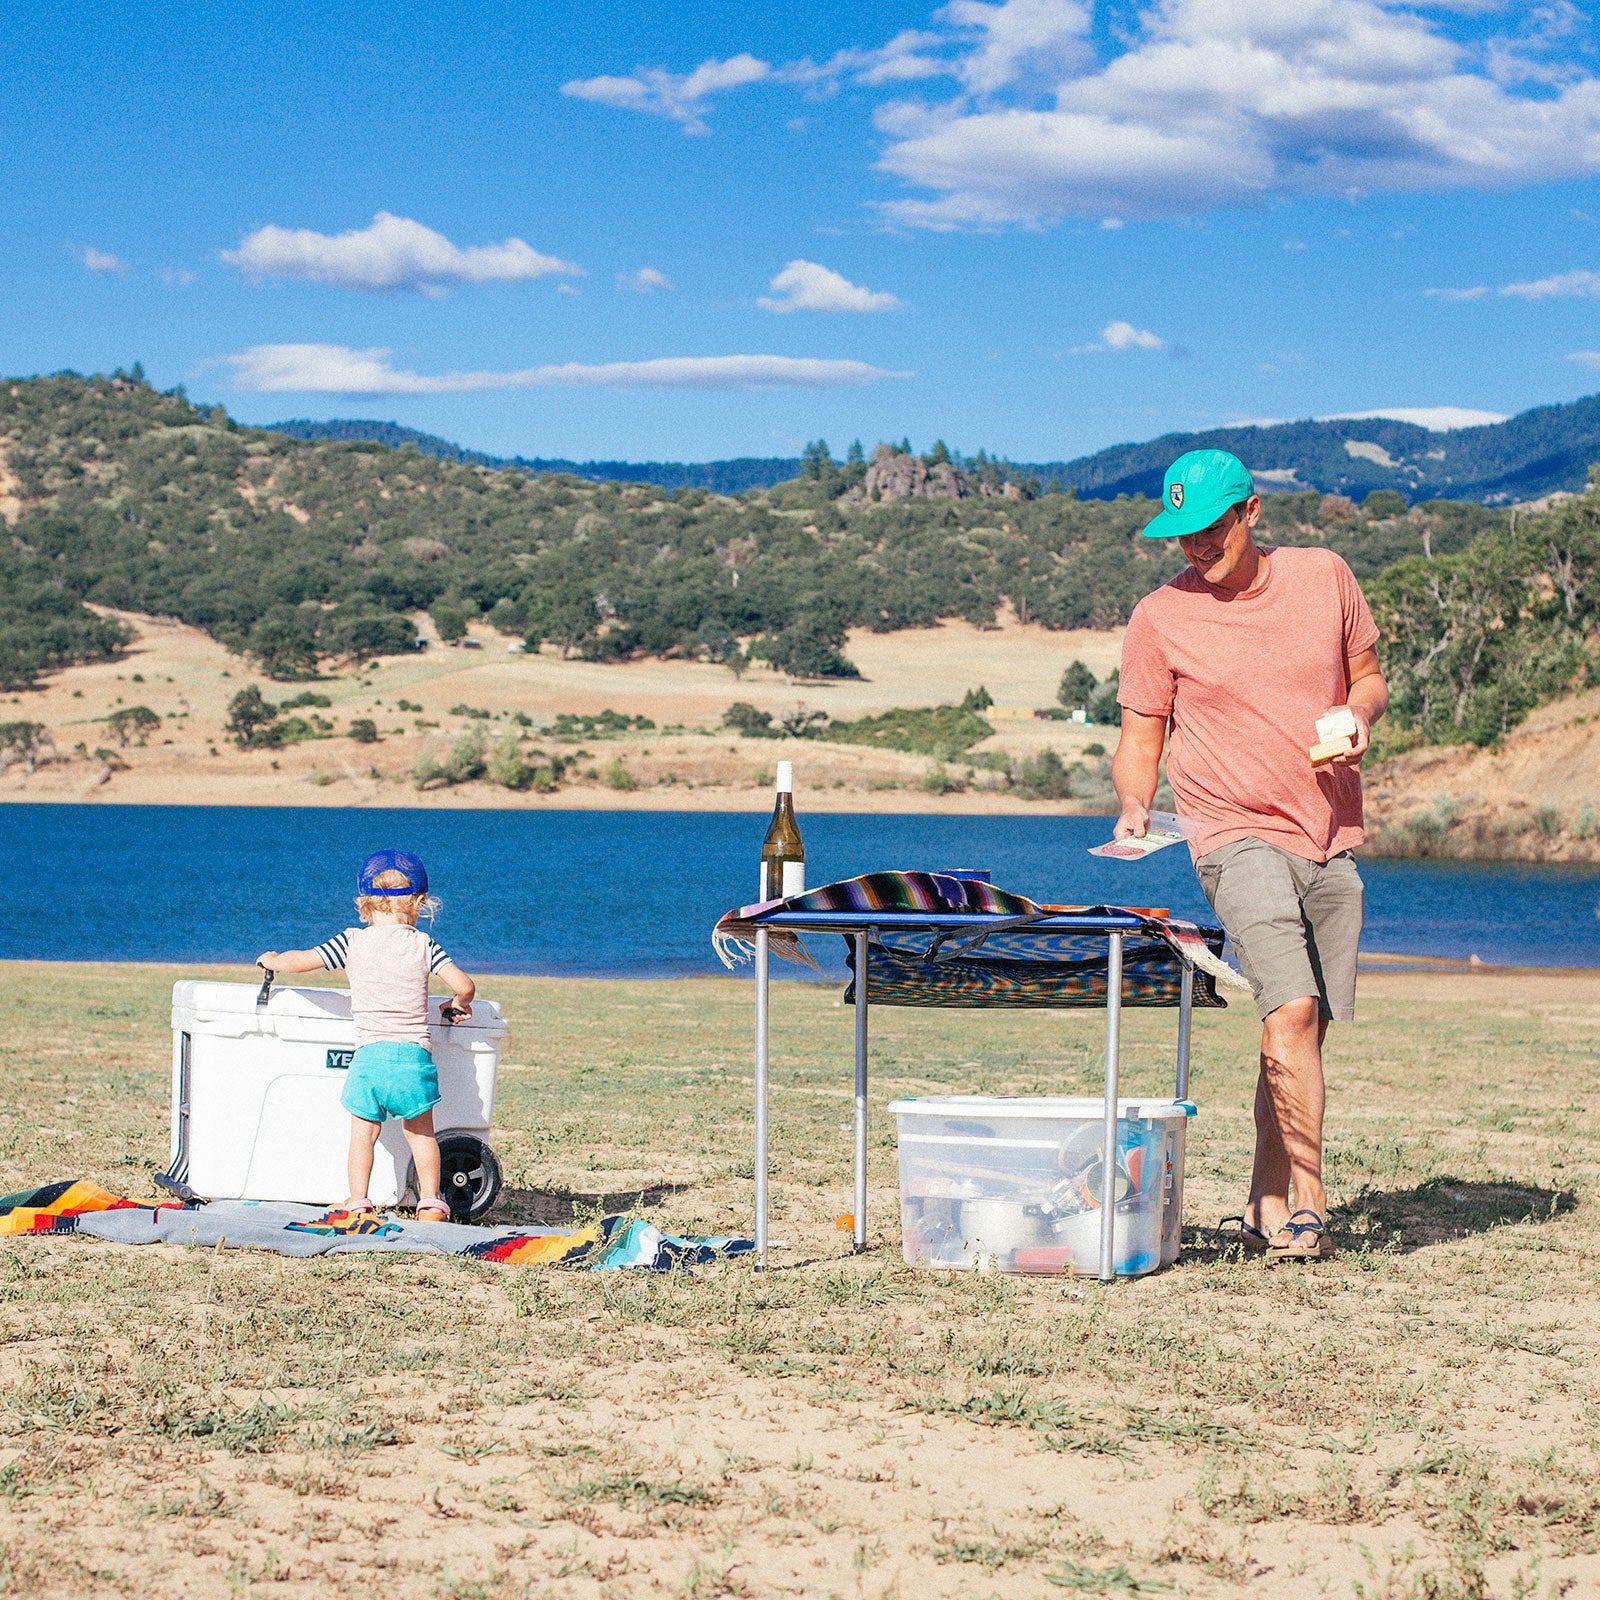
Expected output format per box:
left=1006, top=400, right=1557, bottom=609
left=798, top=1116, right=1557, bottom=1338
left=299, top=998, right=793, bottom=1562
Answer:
left=1215, top=1215, right=1271, bottom=1254
left=1267, top=1209, right=1330, bottom=1262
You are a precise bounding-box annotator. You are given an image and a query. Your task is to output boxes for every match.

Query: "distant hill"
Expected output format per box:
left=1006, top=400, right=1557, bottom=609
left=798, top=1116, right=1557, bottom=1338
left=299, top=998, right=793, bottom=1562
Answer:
left=264, top=420, right=803, bottom=495
left=1036, top=395, right=1600, bottom=505
left=270, top=394, right=1600, bottom=505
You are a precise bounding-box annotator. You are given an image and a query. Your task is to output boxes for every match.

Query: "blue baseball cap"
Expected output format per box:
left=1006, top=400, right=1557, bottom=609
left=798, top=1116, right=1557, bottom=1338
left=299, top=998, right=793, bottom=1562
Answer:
left=359, top=849, right=428, bottom=896
left=1142, top=449, right=1256, bottom=539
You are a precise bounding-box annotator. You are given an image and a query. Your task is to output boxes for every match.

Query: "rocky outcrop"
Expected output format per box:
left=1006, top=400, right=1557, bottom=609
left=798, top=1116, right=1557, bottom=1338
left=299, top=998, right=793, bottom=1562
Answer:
left=860, top=445, right=1023, bottom=503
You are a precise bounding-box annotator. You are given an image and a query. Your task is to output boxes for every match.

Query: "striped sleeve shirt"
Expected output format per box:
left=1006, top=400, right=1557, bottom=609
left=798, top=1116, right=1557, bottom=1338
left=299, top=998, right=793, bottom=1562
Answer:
left=316, top=929, right=452, bottom=972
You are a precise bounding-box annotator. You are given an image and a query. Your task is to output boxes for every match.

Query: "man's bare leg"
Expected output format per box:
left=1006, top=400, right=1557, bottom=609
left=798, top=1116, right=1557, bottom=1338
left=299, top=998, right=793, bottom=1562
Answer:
left=1243, top=997, right=1329, bottom=1242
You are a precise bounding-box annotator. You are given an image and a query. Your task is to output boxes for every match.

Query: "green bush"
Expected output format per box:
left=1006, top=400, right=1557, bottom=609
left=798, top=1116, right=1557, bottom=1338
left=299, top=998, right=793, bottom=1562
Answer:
left=224, top=686, right=282, bottom=749
left=723, top=702, right=776, bottom=737
left=106, top=704, right=161, bottom=747
left=1016, top=748, right=1074, bottom=800
left=347, top=718, right=380, bottom=744
left=486, top=731, right=531, bottom=790
left=603, top=756, right=637, bottom=790
left=822, top=705, right=991, bottom=758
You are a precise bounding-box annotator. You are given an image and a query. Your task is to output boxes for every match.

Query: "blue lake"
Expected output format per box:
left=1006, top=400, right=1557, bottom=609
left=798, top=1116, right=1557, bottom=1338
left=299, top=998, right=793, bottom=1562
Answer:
left=3, top=804, right=1597, bottom=975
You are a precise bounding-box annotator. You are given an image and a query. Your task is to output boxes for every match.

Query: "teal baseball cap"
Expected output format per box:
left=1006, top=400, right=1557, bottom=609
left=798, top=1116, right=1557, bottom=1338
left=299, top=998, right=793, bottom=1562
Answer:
left=1141, top=449, right=1255, bottom=539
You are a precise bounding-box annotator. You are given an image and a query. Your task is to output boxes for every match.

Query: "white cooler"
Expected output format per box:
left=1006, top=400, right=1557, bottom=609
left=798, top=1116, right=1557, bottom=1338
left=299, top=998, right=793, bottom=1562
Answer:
left=162, top=979, right=509, bottom=1218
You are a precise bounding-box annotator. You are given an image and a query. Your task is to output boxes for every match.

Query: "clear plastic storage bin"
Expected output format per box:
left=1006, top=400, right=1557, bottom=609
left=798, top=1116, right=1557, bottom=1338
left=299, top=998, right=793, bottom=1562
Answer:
left=889, top=1095, right=1194, bottom=1277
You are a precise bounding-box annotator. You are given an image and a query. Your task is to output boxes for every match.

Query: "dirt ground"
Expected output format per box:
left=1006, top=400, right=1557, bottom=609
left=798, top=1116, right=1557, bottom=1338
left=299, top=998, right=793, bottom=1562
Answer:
left=0, top=960, right=1596, bottom=1598
left=0, top=609, right=1121, bottom=813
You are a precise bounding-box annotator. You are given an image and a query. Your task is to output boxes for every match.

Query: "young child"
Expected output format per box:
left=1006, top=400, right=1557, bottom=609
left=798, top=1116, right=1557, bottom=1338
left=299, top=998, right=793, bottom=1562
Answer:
left=256, top=848, right=476, bottom=1220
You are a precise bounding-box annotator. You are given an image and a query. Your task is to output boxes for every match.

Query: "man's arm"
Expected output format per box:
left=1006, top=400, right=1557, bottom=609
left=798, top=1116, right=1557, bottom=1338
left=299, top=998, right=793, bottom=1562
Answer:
left=1328, top=647, right=1389, bottom=766
left=1111, top=709, right=1169, bottom=839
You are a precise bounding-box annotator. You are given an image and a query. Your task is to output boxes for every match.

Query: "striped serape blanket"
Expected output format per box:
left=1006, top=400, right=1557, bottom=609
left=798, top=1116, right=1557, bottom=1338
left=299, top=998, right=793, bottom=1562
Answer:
left=712, top=869, right=1243, bottom=1007
left=9, top=1184, right=752, bottom=1272
left=0, top=1180, right=185, bottom=1236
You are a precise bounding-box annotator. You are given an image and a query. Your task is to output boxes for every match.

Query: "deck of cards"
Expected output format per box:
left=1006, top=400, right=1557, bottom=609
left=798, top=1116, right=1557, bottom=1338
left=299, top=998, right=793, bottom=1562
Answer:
left=1309, top=706, right=1359, bottom=767
left=1089, top=811, right=1194, bottom=860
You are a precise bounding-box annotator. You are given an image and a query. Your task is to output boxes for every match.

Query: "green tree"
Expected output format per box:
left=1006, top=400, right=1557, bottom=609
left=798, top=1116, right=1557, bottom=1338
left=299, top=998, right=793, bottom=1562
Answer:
left=247, top=617, right=318, bottom=680
left=1016, top=748, right=1074, bottom=799
left=0, top=721, right=50, bottom=774
left=846, top=439, right=864, bottom=465
left=1057, top=660, right=1098, bottom=709
left=106, top=704, right=161, bottom=747
left=430, top=600, right=470, bottom=643
left=225, top=686, right=282, bottom=749
left=1363, top=489, right=1408, bottom=518
left=961, top=685, right=994, bottom=711
left=800, top=440, right=835, bottom=480
left=347, top=718, right=380, bottom=744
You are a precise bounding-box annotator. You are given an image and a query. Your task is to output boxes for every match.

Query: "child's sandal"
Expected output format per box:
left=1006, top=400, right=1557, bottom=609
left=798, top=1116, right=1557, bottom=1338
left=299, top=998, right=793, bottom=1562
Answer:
left=341, top=1197, right=376, bottom=1214
left=414, top=1200, right=452, bottom=1222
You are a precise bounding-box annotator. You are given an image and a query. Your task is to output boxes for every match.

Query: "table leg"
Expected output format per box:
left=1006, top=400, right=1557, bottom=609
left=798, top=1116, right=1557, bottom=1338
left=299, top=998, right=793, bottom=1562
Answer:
left=1176, top=961, right=1194, bottom=1101
left=755, top=927, right=769, bottom=1271
left=1100, top=930, right=1124, bottom=1283
left=853, top=930, right=868, bottom=1254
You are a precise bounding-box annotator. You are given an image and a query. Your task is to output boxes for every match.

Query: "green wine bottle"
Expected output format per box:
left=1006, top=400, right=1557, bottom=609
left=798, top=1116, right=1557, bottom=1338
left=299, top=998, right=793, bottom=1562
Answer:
left=760, top=760, right=805, bottom=900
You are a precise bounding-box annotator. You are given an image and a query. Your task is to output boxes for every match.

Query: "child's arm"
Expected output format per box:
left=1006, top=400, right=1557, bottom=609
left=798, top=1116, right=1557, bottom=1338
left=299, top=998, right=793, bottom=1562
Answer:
left=255, top=948, right=328, bottom=974
left=436, top=960, right=475, bottom=1020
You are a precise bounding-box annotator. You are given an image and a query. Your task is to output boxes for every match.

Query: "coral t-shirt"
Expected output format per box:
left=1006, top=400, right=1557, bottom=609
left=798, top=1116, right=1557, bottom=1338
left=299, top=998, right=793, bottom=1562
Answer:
left=1117, top=546, right=1379, bottom=863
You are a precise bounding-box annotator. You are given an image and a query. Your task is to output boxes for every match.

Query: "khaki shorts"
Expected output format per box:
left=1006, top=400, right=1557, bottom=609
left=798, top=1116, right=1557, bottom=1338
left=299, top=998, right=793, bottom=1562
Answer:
left=1196, top=838, right=1364, bottom=1022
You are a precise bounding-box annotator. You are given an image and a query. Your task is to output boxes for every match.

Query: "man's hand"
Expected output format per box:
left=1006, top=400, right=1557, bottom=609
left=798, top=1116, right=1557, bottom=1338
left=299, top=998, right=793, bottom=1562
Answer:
left=1114, top=801, right=1151, bottom=841
left=1323, top=705, right=1371, bottom=767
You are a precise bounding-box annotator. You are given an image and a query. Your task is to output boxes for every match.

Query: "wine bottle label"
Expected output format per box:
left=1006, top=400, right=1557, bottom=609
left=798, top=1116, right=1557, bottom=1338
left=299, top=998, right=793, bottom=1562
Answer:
left=782, top=861, right=805, bottom=896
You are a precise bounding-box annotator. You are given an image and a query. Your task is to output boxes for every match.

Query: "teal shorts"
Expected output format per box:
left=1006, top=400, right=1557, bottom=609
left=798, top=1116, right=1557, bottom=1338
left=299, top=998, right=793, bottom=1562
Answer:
left=340, top=1041, right=441, bottom=1123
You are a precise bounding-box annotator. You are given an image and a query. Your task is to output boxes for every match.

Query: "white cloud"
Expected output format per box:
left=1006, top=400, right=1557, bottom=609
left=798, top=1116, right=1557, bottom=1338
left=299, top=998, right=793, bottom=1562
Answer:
left=1324, top=406, right=1509, bottom=430
left=1501, top=268, right=1600, bottom=299
left=1072, top=319, right=1163, bottom=353
left=1565, top=350, right=1600, bottom=369
left=561, top=54, right=771, bottom=134
left=221, top=213, right=581, bottom=293
left=82, top=247, right=124, bottom=274
left=161, top=267, right=197, bottom=287
left=939, top=0, right=1092, bottom=95
left=756, top=260, right=901, bottom=313
left=1424, top=285, right=1490, bottom=301
left=568, top=1, right=1600, bottom=223
left=224, top=344, right=910, bottom=394
left=618, top=267, right=674, bottom=292
left=1100, top=217, right=1124, bottom=229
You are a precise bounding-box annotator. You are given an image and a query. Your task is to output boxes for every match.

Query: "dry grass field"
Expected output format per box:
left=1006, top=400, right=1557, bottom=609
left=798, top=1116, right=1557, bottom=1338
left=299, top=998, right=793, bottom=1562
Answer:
left=0, top=959, right=1597, bottom=1598
left=0, top=609, right=1120, bottom=812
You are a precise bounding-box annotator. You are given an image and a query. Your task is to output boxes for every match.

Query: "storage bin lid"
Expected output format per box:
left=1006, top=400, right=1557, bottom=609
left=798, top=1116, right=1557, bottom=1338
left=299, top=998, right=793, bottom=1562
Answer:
left=888, top=1094, right=1193, bottom=1120
left=171, top=980, right=507, bottom=1037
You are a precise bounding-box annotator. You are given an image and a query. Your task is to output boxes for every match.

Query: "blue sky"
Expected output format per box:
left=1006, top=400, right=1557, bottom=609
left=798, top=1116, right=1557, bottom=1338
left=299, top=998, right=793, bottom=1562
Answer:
left=7, top=0, right=1600, bottom=462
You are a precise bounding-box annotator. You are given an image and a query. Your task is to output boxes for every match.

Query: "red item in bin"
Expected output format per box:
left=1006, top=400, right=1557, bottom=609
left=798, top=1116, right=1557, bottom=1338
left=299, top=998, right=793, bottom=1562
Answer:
left=1011, top=1247, right=1078, bottom=1274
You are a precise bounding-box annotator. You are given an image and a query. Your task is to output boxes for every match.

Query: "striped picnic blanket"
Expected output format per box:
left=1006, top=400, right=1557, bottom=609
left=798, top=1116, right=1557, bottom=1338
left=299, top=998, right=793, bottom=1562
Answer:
left=713, top=870, right=1237, bottom=1007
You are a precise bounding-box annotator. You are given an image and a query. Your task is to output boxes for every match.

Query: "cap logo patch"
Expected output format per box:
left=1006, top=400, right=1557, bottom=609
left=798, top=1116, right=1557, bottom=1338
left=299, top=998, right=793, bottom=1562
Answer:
left=1169, top=482, right=1184, bottom=509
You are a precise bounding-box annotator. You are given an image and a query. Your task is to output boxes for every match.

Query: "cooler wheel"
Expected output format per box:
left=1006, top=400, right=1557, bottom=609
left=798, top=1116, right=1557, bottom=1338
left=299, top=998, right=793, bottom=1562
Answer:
left=413, top=1132, right=502, bottom=1222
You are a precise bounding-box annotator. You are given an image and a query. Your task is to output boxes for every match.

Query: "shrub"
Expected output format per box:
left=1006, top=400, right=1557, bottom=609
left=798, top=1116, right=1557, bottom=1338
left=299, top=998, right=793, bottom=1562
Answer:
left=486, top=732, right=530, bottom=790
left=1083, top=742, right=1106, bottom=757
left=1016, top=748, right=1074, bottom=800
left=444, top=727, right=487, bottom=784
left=106, top=704, right=161, bottom=747
left=1535, top=803, right=1562, bottom=838
left=347, top=718, right=380, bottom=744
left=225, top=686, right=282, bottom=749
left=922, top=761, right=964, bottom=795
left=412, top=739, right=445, bottom=788
left=1362, top=489, right=1408, bottom=518
left=278, top=691, right=332, bottom=710
left=1577, top=802, right=1598, bottom=840
left=603, top=756, right=637, bottom=791
left=430, top=600, right=471, bottom=643
left=823, top=705, right=991, bottom=758
left=723, top=702, right=775, bottom=736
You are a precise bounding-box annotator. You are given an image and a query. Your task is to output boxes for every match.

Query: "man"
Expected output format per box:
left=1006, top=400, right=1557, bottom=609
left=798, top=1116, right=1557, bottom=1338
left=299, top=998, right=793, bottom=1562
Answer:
left=1112, top=449, right=1389, bottom=1262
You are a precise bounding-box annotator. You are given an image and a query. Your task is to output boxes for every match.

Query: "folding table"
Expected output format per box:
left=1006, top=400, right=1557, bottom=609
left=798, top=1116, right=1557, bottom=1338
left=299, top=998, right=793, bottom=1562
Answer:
left=719, top=877, right=1227, bottom=1282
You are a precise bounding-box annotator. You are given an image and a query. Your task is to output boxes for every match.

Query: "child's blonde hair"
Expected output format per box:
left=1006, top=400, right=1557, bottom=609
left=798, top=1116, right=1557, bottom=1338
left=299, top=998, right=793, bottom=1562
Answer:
left=356, top=868, right=441, bottom=924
